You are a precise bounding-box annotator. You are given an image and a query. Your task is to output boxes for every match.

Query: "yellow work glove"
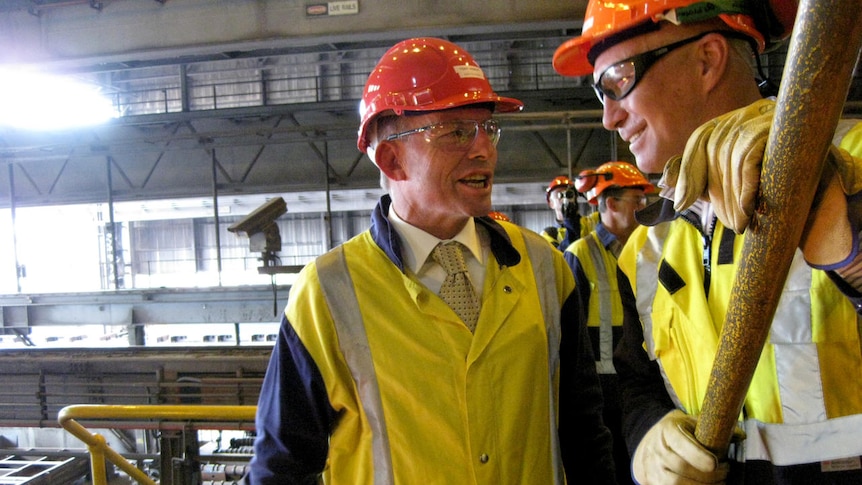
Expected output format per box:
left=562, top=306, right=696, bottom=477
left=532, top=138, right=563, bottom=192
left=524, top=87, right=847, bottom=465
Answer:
left=632, top=410, right=737, bottom=485
left=662, top=98, right=776, bottom=234
left=799, top=145, right=862, bottom=269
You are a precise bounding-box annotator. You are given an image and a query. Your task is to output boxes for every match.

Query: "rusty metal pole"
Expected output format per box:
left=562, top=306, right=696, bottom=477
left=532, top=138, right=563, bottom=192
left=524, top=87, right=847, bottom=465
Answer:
left=694, top=0, right=862, bottom=454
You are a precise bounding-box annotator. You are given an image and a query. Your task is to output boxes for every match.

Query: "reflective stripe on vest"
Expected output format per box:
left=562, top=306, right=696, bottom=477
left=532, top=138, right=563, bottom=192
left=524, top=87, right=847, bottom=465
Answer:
left=521, top=230, right=565, bottom=485
left=741, top=413, right=862, bottom=465
left=316, top=245, right=394, bottom=485
left=316, top=229, right=565, bottom=485
left=584, top=234, right=616, bottom=375
left=631, top=222, right=679, bottom=404
left=633, top=219, right=862, bottom=464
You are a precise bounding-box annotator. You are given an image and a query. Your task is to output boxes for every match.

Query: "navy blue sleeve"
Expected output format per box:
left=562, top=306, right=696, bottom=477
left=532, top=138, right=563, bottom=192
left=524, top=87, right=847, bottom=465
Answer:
left=826, top=269, right=862, bottom=314
left=612, top=267, right=675, bottom=457
left=564, top=251, right=592, bottom=318
left=246, top=314, right=337, bottom=485
left=559, top=216, right=582, bottom=250
left=558, top=290, right=618, bottom=484
left=563, top=247, right=577, bottom=275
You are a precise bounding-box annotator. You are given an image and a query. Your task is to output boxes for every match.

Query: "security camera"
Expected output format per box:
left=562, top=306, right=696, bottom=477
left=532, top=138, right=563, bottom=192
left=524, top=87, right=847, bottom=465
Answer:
left=227, top=197, right=287, bottom=237
left=228, top=196, right=297, bottom=314
left=228, top=197, right=287, bottom=258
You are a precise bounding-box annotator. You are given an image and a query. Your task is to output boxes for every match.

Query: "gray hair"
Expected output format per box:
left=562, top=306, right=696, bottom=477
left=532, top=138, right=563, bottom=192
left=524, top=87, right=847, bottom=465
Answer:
left=366, top=115, right=401, bottom=191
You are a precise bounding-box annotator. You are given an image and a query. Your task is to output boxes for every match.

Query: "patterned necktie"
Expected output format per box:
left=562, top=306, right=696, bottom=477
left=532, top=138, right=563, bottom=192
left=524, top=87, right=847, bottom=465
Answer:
left=432, top=241, right=480, bottom=332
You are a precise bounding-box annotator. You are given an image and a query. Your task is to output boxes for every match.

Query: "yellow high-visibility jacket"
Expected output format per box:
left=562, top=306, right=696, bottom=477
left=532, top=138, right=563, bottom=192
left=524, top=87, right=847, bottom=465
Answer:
left=248, top=195, right=614, bottom=484
left=615, top=120, right=862, bottom=467
left=565, top=224, right=624, bottom=375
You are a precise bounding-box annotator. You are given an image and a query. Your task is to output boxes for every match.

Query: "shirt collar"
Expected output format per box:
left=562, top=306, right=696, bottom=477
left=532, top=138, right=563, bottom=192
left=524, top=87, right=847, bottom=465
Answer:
left=594, top=221, right=617, bottom=248
left=388, top=208, right=484, bottom=274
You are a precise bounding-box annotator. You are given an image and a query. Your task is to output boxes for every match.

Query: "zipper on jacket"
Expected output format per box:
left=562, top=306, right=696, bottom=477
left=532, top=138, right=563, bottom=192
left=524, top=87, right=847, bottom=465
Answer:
left=702, top=233, right=712, bottom=295
left=679, top=208, right=714, bottom=296
left=701, top=214, right=717, bottom=295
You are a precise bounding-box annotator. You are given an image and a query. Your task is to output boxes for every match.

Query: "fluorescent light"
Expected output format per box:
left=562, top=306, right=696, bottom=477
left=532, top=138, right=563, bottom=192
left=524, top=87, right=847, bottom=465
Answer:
left=0, top=67, right=117, bottom=131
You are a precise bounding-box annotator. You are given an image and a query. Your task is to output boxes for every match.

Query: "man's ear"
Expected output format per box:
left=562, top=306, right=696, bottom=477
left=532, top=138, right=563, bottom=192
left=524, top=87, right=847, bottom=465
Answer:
left=373, top=140, right=407, bottom=182
left=697, top=32, right=731, bottom=93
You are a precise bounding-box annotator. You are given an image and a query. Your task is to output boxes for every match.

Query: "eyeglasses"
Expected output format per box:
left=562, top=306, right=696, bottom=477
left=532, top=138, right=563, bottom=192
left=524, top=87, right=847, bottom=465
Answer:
left=551, top=188, right=576, bottom=200
left=385, top=119, right=501, bottom=151
left=613, top=195, right=648, bottom=207
left=592, top=30, right=719, bottom=104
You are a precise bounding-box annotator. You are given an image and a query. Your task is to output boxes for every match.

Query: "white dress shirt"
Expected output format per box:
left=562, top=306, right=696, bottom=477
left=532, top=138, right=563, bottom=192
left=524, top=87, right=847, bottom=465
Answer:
left=388, top=209, right=488, bottom=299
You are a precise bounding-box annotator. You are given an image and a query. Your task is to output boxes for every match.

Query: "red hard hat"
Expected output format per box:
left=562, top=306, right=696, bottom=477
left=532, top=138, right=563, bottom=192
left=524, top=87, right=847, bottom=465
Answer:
left=357, top=37, right=524, bottom=153
left=576, top=161, right=654, bottom=205
left=553, top=0, right=796, bottom=77
left=546, top=175, right=574, bottom=202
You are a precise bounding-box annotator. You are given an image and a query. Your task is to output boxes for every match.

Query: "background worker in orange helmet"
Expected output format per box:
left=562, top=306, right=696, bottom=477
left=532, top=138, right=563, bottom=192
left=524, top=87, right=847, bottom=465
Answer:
left=488, top=210, right=512, bottom=223
left=565, top=161, right=654, bottom=485
left=541, top=175, right=600, bottom=250
left=554, top=0, right=862, bottom=484
left=249, top=37, right=616, bottom=484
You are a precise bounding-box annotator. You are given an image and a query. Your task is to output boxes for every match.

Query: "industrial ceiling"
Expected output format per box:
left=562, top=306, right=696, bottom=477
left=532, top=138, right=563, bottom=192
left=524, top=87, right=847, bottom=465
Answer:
left=0, top=1, right=859, bottom=213
left=0, top=1, right=609, bottom=212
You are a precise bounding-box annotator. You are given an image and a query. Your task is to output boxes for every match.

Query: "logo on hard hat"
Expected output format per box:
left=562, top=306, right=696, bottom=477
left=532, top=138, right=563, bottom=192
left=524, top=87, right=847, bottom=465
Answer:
left=454, top=65, right=486, bottom=80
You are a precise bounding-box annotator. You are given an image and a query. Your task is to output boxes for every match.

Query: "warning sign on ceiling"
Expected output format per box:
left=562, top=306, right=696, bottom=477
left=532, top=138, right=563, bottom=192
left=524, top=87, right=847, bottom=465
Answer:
left=306, top=1, right=359, bottom=17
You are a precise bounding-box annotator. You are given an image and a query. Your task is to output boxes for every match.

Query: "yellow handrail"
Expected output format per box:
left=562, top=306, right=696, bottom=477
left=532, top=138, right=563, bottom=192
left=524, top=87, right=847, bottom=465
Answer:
left=58, top=404, right=257, bottom=485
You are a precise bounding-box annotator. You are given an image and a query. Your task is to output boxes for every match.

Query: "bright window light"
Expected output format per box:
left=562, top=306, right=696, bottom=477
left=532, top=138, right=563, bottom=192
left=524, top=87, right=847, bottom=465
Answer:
left=0, top=67, right=117, bottom=131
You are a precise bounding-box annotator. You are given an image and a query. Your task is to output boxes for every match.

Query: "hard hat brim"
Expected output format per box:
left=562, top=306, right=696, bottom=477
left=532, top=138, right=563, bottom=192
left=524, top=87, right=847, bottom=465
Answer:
left=553, top=36, right=596, bottom=78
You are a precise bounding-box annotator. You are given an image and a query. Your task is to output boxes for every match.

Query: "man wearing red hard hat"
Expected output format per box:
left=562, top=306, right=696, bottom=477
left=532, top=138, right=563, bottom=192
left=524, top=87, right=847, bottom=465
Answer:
left=554, top=1, right=862, bottom=484
left=248, top=37, right=615, bottom=484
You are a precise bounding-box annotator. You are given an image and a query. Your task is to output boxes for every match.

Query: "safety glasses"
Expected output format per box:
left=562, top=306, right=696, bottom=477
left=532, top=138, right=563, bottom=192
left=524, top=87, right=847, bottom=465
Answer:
left=613, top=195, right=648, bottom=207
left=592, top=30, right=718, bottom=104
left=551, top=187, right=577, bottom=200
left=385, top=119, right=501, bottom=151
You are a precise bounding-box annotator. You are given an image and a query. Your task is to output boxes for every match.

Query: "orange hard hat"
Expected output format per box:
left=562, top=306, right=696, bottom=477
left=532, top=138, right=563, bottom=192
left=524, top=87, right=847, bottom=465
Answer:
left=553, top=0, right=795, bottom=77
left=488, top=211, right=511, bottom=222
left=357, top=37, right=524, bottom=153
left=575, top=161, right=654, bottom=205
left=546, top=175, right=574, bottom=202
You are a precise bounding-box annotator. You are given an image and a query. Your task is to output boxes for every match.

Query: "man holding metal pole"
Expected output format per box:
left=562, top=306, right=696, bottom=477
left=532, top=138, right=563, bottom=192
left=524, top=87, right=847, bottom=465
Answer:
left=553, top=0, right=862, bottom=483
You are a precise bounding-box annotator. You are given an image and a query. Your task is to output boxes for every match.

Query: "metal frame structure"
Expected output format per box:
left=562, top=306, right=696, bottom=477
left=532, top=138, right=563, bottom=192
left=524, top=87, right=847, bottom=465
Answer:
left=58, top=404, right=256, bottom=485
